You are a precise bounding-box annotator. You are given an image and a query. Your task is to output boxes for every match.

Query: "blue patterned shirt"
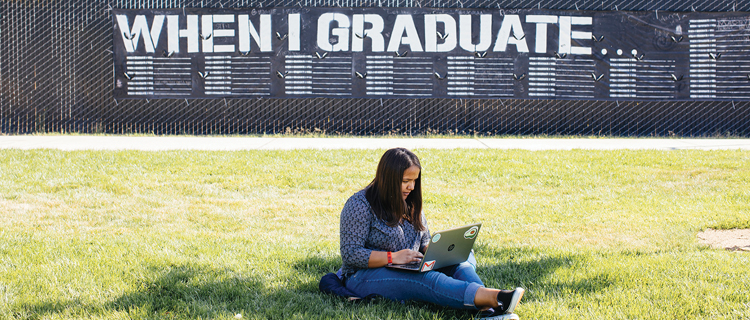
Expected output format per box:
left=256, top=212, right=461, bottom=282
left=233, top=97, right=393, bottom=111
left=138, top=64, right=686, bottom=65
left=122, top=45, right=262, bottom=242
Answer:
left=339, top=189, right=431, bottom=277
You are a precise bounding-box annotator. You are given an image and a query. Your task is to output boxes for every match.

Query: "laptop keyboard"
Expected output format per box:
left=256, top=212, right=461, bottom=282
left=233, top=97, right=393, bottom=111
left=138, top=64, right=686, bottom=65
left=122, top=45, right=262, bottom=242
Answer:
left=400, top=261, right=421, bottom=270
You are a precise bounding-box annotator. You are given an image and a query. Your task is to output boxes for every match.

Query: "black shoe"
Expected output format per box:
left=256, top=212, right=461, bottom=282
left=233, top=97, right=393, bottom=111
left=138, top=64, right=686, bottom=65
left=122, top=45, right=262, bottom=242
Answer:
left=496, top=287, right=525, bottom=314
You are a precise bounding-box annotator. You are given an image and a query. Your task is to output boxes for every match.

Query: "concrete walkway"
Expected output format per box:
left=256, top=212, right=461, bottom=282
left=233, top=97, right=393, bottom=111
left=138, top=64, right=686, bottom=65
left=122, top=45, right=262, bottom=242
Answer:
left=1, top=135, right=750, bottom=150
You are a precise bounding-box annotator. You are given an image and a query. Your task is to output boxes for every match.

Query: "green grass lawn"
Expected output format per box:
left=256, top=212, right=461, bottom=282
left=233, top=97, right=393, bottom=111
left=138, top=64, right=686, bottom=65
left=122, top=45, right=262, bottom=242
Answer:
left=1, top=149, right=749, bottom=319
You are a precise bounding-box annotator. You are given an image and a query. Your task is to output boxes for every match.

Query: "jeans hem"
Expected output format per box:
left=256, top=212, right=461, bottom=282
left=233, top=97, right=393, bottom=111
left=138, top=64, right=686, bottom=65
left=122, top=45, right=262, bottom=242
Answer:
left=463, top=282, right=482, bottom=307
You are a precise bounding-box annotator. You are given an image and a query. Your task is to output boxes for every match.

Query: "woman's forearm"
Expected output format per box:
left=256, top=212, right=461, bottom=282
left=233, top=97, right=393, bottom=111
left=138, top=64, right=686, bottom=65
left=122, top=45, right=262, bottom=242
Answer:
left=368, top=249, right=424, bottom=268
left=368, top=251, right=389, bottom=268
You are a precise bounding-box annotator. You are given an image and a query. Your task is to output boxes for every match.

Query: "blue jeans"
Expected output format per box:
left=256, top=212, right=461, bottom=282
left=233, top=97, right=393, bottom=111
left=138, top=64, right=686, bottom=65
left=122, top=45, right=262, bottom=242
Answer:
left=344, top=252, right=484, bottom=309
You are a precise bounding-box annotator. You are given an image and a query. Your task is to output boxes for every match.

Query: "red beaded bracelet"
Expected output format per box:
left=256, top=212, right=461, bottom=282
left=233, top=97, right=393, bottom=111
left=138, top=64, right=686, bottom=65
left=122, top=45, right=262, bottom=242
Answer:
left=387, top=251, right=392, bottom=265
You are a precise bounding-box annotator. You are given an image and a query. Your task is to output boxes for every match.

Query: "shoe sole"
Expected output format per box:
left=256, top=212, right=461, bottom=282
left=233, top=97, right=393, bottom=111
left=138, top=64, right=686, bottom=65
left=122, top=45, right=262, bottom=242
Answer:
left=504, top=288, right=525, bottom=314
left=484, top=314, right=520, bottom=320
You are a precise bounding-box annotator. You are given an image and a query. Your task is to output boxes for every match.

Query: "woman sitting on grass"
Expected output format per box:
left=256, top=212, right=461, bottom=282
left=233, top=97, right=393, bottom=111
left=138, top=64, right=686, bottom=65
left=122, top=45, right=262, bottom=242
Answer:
left=337, top=147, right=524, bottom=319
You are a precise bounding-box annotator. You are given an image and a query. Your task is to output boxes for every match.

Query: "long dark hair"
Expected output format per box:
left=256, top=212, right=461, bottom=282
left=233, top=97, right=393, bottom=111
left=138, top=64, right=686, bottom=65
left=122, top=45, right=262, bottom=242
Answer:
left=365, top=148, right=424, bottom=230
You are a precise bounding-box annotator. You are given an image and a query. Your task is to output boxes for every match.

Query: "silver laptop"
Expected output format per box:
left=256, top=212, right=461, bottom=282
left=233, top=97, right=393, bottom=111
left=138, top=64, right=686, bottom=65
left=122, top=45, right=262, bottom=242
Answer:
left=387, top=223, right=481, bottom=272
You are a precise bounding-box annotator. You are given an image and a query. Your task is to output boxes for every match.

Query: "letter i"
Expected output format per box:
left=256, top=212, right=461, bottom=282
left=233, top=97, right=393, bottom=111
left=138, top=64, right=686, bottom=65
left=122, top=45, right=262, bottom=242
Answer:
left=288, top=13, right=300, bottom=51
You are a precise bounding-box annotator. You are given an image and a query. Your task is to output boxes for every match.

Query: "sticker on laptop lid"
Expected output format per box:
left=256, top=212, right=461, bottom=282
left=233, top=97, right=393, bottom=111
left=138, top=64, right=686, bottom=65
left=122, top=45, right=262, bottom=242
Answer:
left=431, top=234, right=441, bottom=243
left=464, top=226, right=479, bottom=239
left=421, top=260, right=436, bottom=272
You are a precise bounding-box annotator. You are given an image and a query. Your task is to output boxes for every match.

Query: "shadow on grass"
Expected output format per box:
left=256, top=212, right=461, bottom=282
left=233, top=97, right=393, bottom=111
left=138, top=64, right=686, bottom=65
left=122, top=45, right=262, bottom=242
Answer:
left=474, top=244, right=614, bottom=303
left=12, top=263, right=268, bottom=320
left=107, top=263, right=266, bottom=318
left=12, top=247, right=612, bottom=319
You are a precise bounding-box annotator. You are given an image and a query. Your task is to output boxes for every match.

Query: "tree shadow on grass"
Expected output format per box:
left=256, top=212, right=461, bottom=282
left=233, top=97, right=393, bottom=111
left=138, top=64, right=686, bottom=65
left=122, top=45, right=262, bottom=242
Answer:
left=12, top=262, right=266, bottom=320
left=474, top=244, right=614, bottom=304
left=13, top=247, right=613, bottom=319
left=106, top=263, right=267, bottom=318
left=13, top=258, right=354, bottom=320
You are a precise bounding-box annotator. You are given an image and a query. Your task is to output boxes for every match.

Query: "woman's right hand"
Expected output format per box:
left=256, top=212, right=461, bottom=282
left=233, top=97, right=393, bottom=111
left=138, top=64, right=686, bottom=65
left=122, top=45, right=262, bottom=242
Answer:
left=392, top=249, right=424, bottom=264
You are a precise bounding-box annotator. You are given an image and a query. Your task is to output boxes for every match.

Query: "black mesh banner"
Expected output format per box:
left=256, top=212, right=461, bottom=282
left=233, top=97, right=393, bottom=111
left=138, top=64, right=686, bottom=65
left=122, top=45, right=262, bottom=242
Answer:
left=4, top=0, right=750, bottom=136
left=113, top=8, right=750, bottom=101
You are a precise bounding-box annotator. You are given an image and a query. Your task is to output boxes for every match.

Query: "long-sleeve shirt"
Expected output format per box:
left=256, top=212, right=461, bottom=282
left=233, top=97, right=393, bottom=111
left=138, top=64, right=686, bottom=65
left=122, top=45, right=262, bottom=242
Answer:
left=339, top=189, right=431, bottom=277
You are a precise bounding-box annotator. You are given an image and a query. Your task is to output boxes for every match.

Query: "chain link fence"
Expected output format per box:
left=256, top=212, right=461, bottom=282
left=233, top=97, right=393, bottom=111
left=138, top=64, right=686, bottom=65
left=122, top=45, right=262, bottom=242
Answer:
left=2, top=0, right=749, bottom=136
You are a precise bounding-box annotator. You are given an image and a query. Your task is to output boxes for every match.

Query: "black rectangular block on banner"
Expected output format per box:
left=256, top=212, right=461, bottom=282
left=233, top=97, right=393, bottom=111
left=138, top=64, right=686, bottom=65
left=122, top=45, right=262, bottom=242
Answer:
left=112, top=8, right=750, bottom=101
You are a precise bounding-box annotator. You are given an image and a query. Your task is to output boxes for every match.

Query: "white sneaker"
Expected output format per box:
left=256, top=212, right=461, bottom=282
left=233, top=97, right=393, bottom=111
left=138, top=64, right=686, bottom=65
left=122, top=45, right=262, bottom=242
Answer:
left=480, top=313, right=519, bottom=320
